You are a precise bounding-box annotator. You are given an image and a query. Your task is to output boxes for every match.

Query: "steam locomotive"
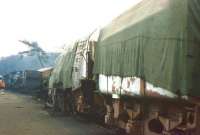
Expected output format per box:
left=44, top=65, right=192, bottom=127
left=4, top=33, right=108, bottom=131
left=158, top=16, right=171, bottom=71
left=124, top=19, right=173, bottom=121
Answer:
left=48, top=0, right=200, bottom=134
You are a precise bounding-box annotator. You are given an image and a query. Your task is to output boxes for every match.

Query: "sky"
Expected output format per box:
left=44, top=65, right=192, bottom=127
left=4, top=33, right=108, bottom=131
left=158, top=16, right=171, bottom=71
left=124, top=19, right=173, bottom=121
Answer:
left=0, top=0, right=142, bottom=57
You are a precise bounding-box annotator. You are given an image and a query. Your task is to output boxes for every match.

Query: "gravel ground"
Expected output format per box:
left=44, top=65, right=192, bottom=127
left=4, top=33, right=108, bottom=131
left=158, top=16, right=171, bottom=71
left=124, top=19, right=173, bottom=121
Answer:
left=0, top=90, right=117, bottom=135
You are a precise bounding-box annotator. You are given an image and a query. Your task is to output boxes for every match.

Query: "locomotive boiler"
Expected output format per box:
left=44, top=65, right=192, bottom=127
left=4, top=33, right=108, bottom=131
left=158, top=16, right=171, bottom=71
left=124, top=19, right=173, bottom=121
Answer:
left=48, top=0, right=200, bottom=134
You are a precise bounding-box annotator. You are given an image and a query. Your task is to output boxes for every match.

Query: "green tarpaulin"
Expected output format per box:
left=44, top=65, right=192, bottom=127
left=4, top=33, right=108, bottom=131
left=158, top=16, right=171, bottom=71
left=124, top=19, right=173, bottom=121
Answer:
left=49, top=43, right=77, bottom=89
left=94, top=0, right=200, bottom=96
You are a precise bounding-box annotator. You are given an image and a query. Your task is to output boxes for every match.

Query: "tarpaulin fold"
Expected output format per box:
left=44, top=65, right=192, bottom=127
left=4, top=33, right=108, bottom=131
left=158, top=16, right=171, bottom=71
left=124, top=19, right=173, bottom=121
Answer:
left=49, top=43, right=77, bottom=90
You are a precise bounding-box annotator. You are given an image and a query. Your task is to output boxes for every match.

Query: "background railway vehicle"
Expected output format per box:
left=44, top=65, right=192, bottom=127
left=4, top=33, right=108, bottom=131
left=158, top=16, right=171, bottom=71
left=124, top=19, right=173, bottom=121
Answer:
left=37, top=67, right=53, bottom=101
left=0, top=75, right=5, bottom=89
left=48, top=0, right=200, bottom=134
left=3, top=71, right=24, bottom=89
left=48, top=37, right=97, bottom=114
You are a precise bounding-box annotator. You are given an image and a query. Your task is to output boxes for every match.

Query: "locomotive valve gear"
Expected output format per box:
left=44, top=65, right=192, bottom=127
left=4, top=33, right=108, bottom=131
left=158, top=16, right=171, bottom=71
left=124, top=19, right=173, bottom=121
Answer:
left=186, top=106, right=197, bottom=129
left=125, top=120, right=134, bottom=134
left=52, top=88, right=57, bottom=108
left=159, top=113, right=183, bottom=132
left=176, top=106, right=198, bottom=134
left=127, top=104, right=141, bottom=120
left=105, top=105, right=113, bottom=125
left=113, top=99, right=122, bottom=119
left=77, top=96, right=84, bottom=113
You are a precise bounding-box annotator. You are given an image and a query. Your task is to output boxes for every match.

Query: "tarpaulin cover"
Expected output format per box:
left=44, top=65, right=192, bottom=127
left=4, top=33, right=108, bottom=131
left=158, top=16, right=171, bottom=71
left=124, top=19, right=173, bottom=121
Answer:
left=94, top=0, right=200, bottom=96
left=49, top=43, right=77, bottom=89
